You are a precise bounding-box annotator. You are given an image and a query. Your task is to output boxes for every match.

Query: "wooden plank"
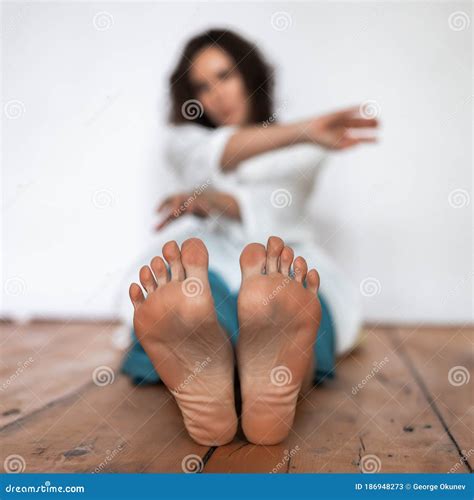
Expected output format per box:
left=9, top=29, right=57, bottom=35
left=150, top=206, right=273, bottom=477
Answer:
left=2, top=322, right=469, bottom=473
left=284, top=328, right=464, bottom=472
left=0, top=376, right=209, bottom=473
left=395, top=326, right=473, bottom=473
left=0, top=321, right=122, bottom=427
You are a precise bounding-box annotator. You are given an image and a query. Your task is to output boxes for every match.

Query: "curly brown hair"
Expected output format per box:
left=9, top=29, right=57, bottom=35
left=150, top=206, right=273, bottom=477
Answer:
left=169, top=28, right=275, bottom=128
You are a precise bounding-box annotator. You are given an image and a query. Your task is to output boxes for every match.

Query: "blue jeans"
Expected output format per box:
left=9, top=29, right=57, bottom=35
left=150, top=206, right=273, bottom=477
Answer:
left=121, top=269, right=336, bottom=385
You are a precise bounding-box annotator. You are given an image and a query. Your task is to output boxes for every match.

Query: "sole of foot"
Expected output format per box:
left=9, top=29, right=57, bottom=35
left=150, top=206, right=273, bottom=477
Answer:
left=237, top=236, right=321, bottom=445
left=129, top=238, right=237, bottom=446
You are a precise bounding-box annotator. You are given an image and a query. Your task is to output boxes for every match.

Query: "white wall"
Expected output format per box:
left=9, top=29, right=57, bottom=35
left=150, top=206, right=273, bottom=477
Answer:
left=1, top=1, right=472, bottom=324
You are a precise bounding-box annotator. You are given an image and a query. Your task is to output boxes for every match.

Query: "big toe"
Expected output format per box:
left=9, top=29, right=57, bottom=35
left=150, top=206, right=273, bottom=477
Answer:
left=181, top=238, right=209, bottom=280
left=240, top=243, right=266, bottom=279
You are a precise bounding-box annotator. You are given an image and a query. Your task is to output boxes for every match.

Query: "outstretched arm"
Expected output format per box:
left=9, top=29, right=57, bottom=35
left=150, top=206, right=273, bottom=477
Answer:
left=220, top=106, right=379, bottom=171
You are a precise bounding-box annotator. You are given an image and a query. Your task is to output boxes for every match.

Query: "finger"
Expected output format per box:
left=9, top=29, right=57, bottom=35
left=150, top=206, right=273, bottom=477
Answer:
left=155, top=212, right=181, bottom=231
left=338, top=137, right=377, bottom=149
left=157, top=196, right=176, bottom=212
left=343, top=118, right=379, bottom=128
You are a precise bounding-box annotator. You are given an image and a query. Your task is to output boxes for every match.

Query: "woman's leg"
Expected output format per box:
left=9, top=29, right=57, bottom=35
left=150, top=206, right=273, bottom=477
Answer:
left=236, top=236, right=321, bottom=445
left=126, top=238, right=238, bottom=446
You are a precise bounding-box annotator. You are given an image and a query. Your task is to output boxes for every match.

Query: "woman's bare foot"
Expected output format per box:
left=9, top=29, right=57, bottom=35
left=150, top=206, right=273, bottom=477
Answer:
left=129, top=238, right=237, bottom=446
left=237, top=236, right=321, bottom=445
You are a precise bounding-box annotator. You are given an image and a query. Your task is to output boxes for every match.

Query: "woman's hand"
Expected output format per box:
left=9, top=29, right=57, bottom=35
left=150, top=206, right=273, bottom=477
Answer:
left=156, top=190, right=241, bottom=231
left=301, top=106, right=379, bottom=150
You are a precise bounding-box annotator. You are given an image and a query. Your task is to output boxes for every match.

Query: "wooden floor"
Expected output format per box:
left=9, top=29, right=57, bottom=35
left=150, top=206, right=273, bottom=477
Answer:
left=1, top=321, right=472, bottom=473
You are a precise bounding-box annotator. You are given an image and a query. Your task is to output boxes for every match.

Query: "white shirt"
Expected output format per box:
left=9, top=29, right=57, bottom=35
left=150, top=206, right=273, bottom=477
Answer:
left=156, top=124, right=362, bottom=355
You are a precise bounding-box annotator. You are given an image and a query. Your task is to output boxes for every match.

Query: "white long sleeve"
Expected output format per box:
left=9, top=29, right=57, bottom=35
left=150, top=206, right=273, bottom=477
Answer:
left=165, top=124, right=236, bottom=188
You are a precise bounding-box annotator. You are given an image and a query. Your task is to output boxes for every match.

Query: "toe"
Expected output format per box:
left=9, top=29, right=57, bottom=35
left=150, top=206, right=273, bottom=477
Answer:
left=162, top=240, right=185, bottom=281
left=306, top=269, right=320, bottom=294
left=181, top=238, right=209, bottom=280
left=240, top=242, right=266, bottom=278
left=129, top=283, right=145, bottom=309
left=151, top=256, right=168, bottom=286
left=266, top=236, right=284, bottom=274
left=139, top=265, right=157, bottom=294
left=279, top=246, right=294, bottom=276
left=293, top=256, right=308, bottom=283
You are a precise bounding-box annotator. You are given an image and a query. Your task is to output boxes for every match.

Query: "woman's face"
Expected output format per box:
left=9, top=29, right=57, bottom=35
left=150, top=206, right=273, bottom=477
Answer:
left=189, top=46, right=250, bottom=126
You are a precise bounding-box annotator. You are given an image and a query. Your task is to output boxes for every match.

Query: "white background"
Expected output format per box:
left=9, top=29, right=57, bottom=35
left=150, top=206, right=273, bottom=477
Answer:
left=1, top=1, right=472, bottom=324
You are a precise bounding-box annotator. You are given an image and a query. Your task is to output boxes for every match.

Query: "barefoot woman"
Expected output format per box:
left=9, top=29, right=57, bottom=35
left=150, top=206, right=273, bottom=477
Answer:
left=123, top=29, right=379, bottom=446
